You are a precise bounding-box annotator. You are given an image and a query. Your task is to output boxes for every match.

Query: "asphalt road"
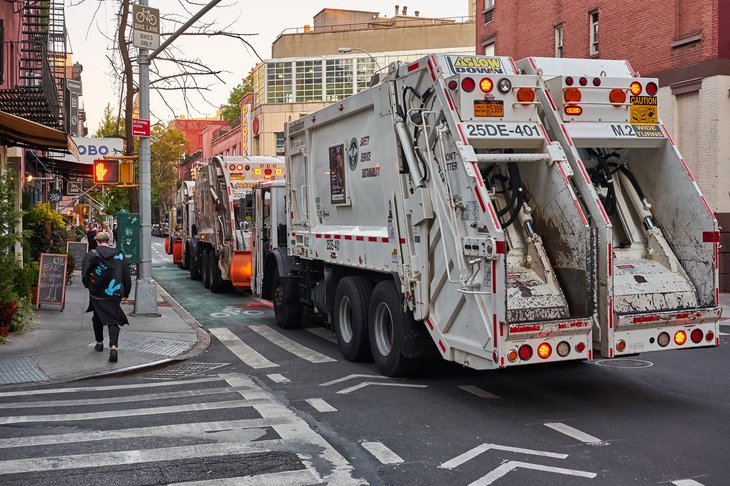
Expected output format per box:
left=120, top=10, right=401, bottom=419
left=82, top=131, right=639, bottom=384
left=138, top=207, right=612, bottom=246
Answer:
left=1, top=238, right=727, bottom=485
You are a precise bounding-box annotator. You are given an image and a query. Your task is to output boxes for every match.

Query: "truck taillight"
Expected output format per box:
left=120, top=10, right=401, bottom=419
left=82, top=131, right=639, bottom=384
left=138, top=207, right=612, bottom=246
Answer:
left=537, top=343, right=552, bottom=359
left=592, top=77, right=602, bottom=87
left=609, top=89, right=626, bottom=104
left=229, top=164, right=236, bottom=171
left=254, top=168, right=262, bottom=176
left=517, top=88, right=535, bottom=103
left=557, top=341, right=570, bottom=357
left=564, top=88, right=581, bottom=102
left=576, top=342, right=586, bottom=353
left=658, top=332, right=670, bottom=347
left=508, top=350, right=518, bottom=362
left=579, top=76, right=588, bottom=86
left=479, top=77, right=493, bottom=93
left=518, top=344, right=533, bottom=360
left=630, top=81, right=642, bottom=96
left=497, top=78, right=512, bottom=94
left=564, top=105, right=582, bottom=116
left=275, top=168, right=283, bottom=176
left=674, top=330, right=687, bottom=345
left=462, top=77, right=476, bottom=93
left=265, top=168, right=272, bottom=176
left=616, top=339, right=626, bottom=352
left=690, top=329, right=703, bottom=344
left=706, top=330, right=714, bottom=342
left=237, top=164, right=243, bottom=171
left=565, top=76, right=574, bottom=86
left=646, top=82, right=658, bottom=96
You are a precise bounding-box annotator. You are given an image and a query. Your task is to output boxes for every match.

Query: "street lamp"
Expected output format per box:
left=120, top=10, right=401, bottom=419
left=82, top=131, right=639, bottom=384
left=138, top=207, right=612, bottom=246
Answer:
left=338, top=47, right=382, bottom=71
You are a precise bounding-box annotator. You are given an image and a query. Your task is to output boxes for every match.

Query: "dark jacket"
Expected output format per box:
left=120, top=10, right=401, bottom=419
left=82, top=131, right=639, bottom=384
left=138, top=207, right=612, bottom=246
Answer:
left=81, top=245, right=131, bottom=301
left=87, top=229, right=98, bottom=250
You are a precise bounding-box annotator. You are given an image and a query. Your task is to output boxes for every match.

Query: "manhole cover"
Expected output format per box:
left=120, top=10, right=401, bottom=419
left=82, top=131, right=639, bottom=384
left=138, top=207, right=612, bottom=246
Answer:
left=594, top=358, right=653, bottom=369
left=143, top=362, right=231, bottom=379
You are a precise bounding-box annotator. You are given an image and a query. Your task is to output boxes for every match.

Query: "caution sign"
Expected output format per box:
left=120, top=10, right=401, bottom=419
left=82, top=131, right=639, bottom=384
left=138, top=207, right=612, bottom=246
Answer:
left=446, top=56, right=505, bottom=75
left=633, top=124, right=663, bottom=137
left=630, top=96, right=658, bottom=124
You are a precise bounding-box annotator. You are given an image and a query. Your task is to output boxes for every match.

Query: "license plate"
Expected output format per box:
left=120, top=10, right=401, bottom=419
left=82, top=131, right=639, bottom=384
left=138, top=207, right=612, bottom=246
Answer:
left=229, top=173, right=244, bottom=180
left=473, top=100, right=504, bottom=117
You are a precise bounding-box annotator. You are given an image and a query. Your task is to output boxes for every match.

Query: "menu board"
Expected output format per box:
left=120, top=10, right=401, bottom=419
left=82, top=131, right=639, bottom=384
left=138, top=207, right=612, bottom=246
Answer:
left=36, top=253, right=67, bottom=310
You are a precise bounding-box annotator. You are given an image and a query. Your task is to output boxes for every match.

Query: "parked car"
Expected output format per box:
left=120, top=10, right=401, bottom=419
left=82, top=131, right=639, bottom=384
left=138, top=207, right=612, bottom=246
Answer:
left=152, top=224, right=160, bottom=237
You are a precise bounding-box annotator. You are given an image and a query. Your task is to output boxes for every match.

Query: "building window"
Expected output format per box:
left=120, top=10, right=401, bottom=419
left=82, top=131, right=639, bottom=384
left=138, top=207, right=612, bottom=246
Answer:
left=266, top=62, right=293, bottom=103
left=253, top=64, right=265, bottom=107
left=0, top=20, right=4, bottom=85
left=589, top=11, right=599, bottom=56
left=355, top=57, right=376, bottom=92
left=325, top=59, right=353, bottom=101
left=295, top=60, right=322, bottom=102
left=275, top=132, right=285, bottom=156
left=484, top=42, right=495, bottom=56
left=555, top=25, right=564, bottom=58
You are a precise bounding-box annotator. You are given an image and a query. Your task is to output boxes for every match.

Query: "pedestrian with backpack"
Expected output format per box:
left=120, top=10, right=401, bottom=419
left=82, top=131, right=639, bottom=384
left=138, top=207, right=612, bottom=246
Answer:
left=81, top=231, right=131, bottom=363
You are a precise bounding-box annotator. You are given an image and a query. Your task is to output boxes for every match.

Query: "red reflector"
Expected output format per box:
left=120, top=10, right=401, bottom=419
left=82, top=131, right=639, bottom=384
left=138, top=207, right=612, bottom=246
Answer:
left=690, top=329, right=703, bottom=344
left=646, top=82, right=658, bottom=96
left=518, top=344, right=533, bottom=360
left=579, top=77, right=588, bottom=86
left=576, top=342, right=586, bottom=353
left=565, top=76, right=574, bottom=86
left=564, top=105, right=582, bottom=116
left=609, top=89, right=626, bottom=104
left=564, top=88, right=582, bottom=102
left=516, top=88, right=535, bottom=103
left=448, top=80, right=458, bottom=90
left=703, top=231, right=720, bottom=242
left=706, top=331, right=714, bottom=342
left=462, top=77, right=476, bottom=93
left=593, top=77, right=601, bottom=87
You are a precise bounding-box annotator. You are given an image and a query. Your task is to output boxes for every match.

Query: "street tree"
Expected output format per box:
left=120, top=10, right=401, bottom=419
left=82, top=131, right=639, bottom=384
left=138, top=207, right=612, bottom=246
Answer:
left=150, top=124, right=188, bottom=219
left=220, top=73, right=253, bottom=126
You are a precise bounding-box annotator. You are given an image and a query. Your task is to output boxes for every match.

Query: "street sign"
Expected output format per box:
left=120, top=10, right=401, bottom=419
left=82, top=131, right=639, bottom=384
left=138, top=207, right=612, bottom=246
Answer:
left=118, top=213, right=141, bottom=264
left=132, top=5, right=160, bottom=50
left=66, top=181, right=82, bottom=195
left=132, top=118, right=151, bottom=137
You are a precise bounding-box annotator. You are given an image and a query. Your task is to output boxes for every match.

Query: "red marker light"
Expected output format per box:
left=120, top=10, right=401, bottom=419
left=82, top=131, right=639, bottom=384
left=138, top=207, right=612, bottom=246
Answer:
left=579, top=77, right=588, bottom=86
left=518, top=344, right=533, bottom=361
left=646, top=82, right=658, bottom=96
left=690, top=329, right=703, bottom=344
left=593, top=77, right=602, bottom=87
left=461, top=77, right=476, bottom=93
left=448, top=80, right=458, bottom=90
left=565, top=76, right=574, bottom=86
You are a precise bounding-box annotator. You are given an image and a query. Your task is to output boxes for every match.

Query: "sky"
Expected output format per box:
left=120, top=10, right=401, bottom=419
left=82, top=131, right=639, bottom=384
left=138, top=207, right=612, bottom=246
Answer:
left=65, top=1, right=470, bottom=134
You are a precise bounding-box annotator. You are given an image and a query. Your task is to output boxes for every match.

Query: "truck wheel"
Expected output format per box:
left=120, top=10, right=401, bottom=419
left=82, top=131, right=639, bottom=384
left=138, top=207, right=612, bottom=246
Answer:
left=181, top=243, right=191, bottom=270
left=369, top=281, right=420, bottom=377
left=272, top=273, right=302, bottom=329
left=202, top=250, right=211, bottom=289
left=209, top=253, right=227, bottom=294
left=334, top=277, right=373, bottom=362
left=189, top=250, right=201, bottom=280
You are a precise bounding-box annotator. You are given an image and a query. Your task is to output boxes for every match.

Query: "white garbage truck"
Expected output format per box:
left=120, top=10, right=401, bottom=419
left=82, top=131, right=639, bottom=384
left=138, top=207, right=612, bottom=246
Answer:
left=172, top=180, right=195, bottom=269
left=259, top=54, right=598, bottom=376
left=189, top=155, right=285, bottom=292
left=518, top=57, right=720, bottom=357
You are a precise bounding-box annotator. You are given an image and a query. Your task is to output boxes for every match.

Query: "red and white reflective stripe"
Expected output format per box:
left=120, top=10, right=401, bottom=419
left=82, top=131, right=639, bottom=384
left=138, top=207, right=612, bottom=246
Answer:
left=427, top=56, right=437, bottom=81
left=703, top=231, right=721, bottom=243
left=575, top=200, right=589, bottom=226
left=528, top=57, right=537, bottom=70
left=576, top=160, right=592, bottom=185
left=486, top=202, right=501, bottom=229
left=492, top=260, right=497, bottom=293
left=596, top=199, right=610, bottom=224
left=661, top=123, right=676, bottom=146
left=508, top=57, right=518, bottom=74
left=408, top=62, right=419, bottom=72
left=716, top=288, right=720, bottom=306
left=700, top=195, right=717, bottom=222
left=425, top=319, right=434, bottom=330
left=495, top=240, right=506, bottom=254
left=472, top=162, right=484, bottom=187
left=444, top=88, right=455, bottom=111
left=715, top=241, right=720, bottom=270
left=607, top=243, right=613, bottom=277
left=456, top=124, right=468, bottom=144
left=539, top=124, right=551, bottom=143
left=492, top=314, right=498, bottom=340
left=474, top=186, right=487, bottom=213
left=680, top=159, right=695, bottom=181
left=609, top=298, right=614, bottom=329
left=227, top=186, right=231, bottom=196
left=560, top=125, right=573, bottom=146
left=544, top=89, right=557, bottom=112
left=624, top=60, right=637, bottom=77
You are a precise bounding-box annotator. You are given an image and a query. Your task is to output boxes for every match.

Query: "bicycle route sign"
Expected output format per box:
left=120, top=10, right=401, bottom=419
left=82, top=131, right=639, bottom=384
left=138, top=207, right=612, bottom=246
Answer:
left=132, top=5, right=160, bottom=50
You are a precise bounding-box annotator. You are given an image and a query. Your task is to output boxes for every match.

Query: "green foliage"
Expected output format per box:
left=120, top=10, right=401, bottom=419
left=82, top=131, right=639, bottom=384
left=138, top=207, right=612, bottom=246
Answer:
left=99, top=187, right=131, bottom=216
left=151, top=124, right=187, bottom=214
left=26, top=203, right=65, bottom=229
left=220, top=73, right=253, bottom=126
left=0, top=170, right=24, bottom=253
left=11, top=297, right=35, bottom=334
left=24, top=203, right=68, bottom=262
left=94, top=104, right=126, bottom=138
left=0, top=254, right=20, bottom=307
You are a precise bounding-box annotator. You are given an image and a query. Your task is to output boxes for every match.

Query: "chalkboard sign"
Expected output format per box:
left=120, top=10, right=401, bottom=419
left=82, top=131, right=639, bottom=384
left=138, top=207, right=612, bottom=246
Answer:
left=36, top=253, right=68, bottom=311
left=66, top=241, right=88, bottom=271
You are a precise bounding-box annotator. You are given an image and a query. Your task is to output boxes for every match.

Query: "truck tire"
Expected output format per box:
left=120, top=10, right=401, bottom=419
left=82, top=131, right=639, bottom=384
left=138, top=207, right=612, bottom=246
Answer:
left=209, top=252, right=227, bottom=294
left=189, top=250, right=201, bottom=280
left=334, top=276, right=373, bottom=362
left=181, top=243, right=191, bottom=270
left=202, top=250, right=211, bottom=289
left=368, top=281, right=421, bottom=377
left=272, top=273, right=302, bottom=329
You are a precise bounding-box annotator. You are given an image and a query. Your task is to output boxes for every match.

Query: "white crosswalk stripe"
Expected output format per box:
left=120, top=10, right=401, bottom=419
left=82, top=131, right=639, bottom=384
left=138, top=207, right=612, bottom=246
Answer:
left=249, top=325, right=337, bottom=363
left=0, top=374, right=364, bottom=485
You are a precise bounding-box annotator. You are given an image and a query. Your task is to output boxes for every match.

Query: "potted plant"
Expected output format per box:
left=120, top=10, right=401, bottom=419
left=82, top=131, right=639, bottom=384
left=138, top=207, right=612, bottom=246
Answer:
left=0, top=255, right=20, bottom=337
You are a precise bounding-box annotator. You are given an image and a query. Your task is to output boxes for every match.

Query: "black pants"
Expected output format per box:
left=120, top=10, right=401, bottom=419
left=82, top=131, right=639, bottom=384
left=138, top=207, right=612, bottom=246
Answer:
left=92, top=312, right=120, bottom=347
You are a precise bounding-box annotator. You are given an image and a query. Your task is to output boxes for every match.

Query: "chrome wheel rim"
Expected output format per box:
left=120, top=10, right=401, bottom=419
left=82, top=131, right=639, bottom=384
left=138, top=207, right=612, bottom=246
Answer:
left=337, top=296, right=353, bottom=343
left=373, top=302, right=394, bottom=356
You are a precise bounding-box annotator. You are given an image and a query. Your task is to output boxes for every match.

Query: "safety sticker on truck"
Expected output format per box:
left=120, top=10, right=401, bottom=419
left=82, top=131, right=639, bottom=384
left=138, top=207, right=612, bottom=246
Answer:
left=465, top=122, right=542, bottom=138
left=609, top=124, right=663, bottom=138
left=446, top=56, right=506, bottom=75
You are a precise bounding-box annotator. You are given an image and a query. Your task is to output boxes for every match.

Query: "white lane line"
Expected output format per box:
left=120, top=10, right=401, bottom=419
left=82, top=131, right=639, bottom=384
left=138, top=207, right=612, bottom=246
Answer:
left=305, top=398, right=337, bottom=413
left=168, top=468, right=322, bottom=486
left=305, top=327, right=338, bottom=344
left=210, top=327, right=279, bottom=369
left=439, top=443, right=567, bottom=470
left=459, top=385, right=499, bottom=399
left=0, top=441, right=283, bottom=475
left=337, top=382, right=427, bottom=395
left=320, top=374, right=389, bottom=387
left=0, top=417, right=293, bottom=449
left=252, top=296, right=274, bottom=309
left=361, top=441, right=404, bottom=465
left=249, top=325, right=336, bottom=363
left=672, top=480, right=705, bottom=486
left=470, top=460, right=596, bottom=486
left=0, top=376, right=222, bottom=398
left=544, top=422, right=607, bottom=446
left=0, top=399, right=264, bottom=425
left=2, top=387, right=241, bottom=409
left=267, top=373, right=290, bottom=383
left=222, top=374, right=359, bottom=484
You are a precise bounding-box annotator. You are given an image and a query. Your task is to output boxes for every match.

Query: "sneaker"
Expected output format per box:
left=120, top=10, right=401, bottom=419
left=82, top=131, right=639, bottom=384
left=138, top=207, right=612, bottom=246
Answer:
left=95, top=343, right=103, bottom=352
left=109, top=349, right=118, bottom=363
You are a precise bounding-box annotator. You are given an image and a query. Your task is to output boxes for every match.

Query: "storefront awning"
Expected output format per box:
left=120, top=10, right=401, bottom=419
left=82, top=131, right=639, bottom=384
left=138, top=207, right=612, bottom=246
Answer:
left=0, top=110, right=79, bottom=161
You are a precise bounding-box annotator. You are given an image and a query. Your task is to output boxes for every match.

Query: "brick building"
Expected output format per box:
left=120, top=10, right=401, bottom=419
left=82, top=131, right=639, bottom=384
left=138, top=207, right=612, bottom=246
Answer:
left=475, top=0, right=730, bottom=288
left=169, top=117, right=227, bottom=154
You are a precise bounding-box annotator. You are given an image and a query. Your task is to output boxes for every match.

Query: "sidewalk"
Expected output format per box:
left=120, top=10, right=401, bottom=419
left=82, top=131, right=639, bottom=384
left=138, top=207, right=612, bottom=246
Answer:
left=0, top=273, right=209, bottom=386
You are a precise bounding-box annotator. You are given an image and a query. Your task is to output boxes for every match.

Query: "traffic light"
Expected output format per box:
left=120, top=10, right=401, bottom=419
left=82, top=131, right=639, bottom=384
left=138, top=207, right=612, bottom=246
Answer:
left=93, top=159, right=119, bottom=184
left=119, top=160, right=135, bottom=185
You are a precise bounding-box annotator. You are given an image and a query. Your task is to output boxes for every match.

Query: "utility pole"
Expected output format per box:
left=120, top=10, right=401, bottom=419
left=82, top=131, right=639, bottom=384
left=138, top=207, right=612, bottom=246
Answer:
left=133, top=0, right=222, bottom=316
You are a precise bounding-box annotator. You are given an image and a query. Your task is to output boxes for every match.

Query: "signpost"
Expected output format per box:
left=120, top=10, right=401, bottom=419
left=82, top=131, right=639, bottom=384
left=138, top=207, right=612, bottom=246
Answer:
left=132, top=118, right=151, bottom=137
left=132, top=4, right=160, bottom=50
left=36, top=253, right=68, bottom=311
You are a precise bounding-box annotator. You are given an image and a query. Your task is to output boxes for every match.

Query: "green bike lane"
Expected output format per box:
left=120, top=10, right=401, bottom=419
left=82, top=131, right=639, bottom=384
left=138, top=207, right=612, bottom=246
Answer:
left=151, top=260, right=275, bottom=329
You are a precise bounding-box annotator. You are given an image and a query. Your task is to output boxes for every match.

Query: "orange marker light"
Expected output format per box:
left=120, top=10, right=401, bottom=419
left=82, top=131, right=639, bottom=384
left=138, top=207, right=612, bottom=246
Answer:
left=609, top=88, right=627, bottom=104
left=563, top=87, right=582, bottom=102
left=537, top=343, right=552, bottom=359
left=630, top=81, right=642, bottom=96
left=479, top=77, right=493, bottom=93
left=275, top=168, right=283, bottom=176
left=254, top=168, right=262, bottom=176
left=516, top=88, right=535, bottom=103
left=674, top=330, right=687, bottom=345
left=564, top=105, right=583, bottom=116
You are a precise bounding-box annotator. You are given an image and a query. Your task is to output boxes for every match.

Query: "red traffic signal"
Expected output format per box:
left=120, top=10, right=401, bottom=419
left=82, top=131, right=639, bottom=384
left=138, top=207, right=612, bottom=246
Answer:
left=93, top=159, right=119, bottom=184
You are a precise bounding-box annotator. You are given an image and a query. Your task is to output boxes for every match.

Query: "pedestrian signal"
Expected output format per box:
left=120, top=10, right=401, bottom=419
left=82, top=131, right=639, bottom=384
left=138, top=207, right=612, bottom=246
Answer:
left=93, top=159, right=119, bottom=184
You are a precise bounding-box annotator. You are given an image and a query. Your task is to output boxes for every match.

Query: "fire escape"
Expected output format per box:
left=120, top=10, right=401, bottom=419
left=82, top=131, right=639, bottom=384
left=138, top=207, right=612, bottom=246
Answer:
left=0, top=0, right=67, bottom=129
